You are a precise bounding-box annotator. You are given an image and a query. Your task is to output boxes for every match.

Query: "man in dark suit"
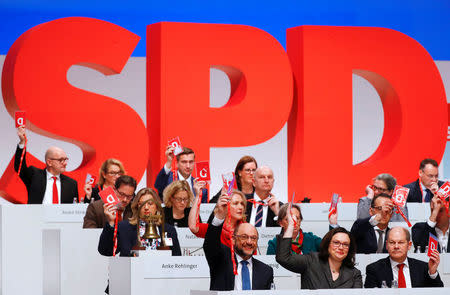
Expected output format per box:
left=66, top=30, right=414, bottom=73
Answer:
left=365, top=226, right=443, bottom=288
left=412, top=196, right=450, bottom=253
left=154, top=145, right=208, bottom=202
left=246, top=166, right=281, bottom=227
left=204, top=198, right=273, bottom=291
left=83, top=175, right=136, bottom=228
left=405, top=158, right=444, bottom=203
left=351, top=194, right=394, bottom=253
left=14, top=126, right=78, bottom=204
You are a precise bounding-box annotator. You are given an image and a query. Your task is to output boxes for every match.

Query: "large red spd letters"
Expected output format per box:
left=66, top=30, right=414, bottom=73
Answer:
left=1, top=17, right=447, bottom=203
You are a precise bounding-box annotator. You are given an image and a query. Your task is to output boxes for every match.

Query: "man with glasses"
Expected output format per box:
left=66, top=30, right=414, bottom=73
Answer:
left=351, top=194, right=394, bottom=253
left=14, top=126, right=78, bottom=204
left=404, top=159, right=444, bottom=203
left=204, top=197, right=273, bottom=290
left=83, top=175, right=136, bottom=228
left=357, top=173, right=408, bottom=221
left=365, top=226, right=443, bottom=288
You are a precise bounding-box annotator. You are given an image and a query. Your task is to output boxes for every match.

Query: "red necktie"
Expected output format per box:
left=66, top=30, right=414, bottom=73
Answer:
left=52, top=176, right=58, bottom=204
left=397, top=263, right=406, bottom=288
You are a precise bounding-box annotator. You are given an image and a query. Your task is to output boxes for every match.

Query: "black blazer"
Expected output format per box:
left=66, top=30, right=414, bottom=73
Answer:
left=412, top=221, right=450, bottom=253
left=154, top=167, right=208, bottom=202
left=14, top=145, right=79, bottom=204
left=98, top=220, right=181, bottom=256
left=203, top=221, right=273, bottom=291
left=404, top=179, right=445, bottom=203
left=364, top=256, right=444, bottom=288
left=350, top=217, right=388, bottom=254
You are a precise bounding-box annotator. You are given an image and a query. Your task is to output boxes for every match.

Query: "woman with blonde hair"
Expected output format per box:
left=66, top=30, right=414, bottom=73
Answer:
left=83, top=158, right=125, bottom=203
left=188, top=189, right=247, bottom=248
left=163, top=180, right=194, bottom=227
left=98, top=187, right=181, bottom=256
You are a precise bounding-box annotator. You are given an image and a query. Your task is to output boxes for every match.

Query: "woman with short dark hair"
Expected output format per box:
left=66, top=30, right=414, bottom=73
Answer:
left=276, top=207, right=362, bottom=289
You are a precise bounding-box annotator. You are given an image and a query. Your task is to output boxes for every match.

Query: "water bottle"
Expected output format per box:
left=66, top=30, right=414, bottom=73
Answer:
left=381, top=281, right=388, bottom=288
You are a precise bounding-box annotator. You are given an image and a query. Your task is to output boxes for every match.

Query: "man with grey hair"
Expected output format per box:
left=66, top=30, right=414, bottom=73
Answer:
left=365, top=226, right=443, bottom=288
left=14, top=126, right=78, bottom=204
left=357, top=173, right=408, bottom=221
left=246, top=166, right=281, bottom=227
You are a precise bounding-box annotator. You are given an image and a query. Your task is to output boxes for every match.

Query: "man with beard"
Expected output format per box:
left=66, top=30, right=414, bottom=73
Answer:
left=203, top=196, right=273, bottom=290
left=83, top=175, right=136, bottom=228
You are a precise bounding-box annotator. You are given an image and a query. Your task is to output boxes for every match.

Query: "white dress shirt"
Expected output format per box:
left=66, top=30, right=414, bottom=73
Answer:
left=42, top=170, right=61, bottom=205
left=163, top=165, right=194, bottom=193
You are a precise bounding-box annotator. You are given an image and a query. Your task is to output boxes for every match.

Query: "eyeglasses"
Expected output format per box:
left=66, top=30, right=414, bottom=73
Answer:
left=234, top=234, right=258, bottom=242
left=173, top=197, right=189, bottom=203
left=372, top=185, right=389, bottom=192
left=243, top=168, right=256, bottom=174
left=139, top=200, right=155, bottom=207
left=107, top=171, right=123, bottom=176
left=117, top=190, right=135, bottom=200
left=331, top=241, right=350, bottom=249
left=50, top=157, right=69, bottom=163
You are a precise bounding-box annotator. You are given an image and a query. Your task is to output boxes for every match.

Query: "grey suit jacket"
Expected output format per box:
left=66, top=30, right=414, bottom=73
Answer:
left=276, top=236, right=362, bottom=289
left=357, top=196, right=408, bottom=222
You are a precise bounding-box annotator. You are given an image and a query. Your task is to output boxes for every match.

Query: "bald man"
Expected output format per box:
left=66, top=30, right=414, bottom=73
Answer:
left=14, top=126, right=79, bottom=204
left=246, top=166, right=281, bottom=227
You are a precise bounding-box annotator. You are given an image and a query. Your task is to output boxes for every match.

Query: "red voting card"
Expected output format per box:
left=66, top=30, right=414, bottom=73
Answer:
left=436, top=181, right=450, bottom=200
left=428, top=233, right=439, bottom=257
left=222, top=172, right=237, bottom=195
left=392, top=185, right=409, bottom=208
left=195, top=161, right=210, bottom=181
left=99, top=186, right=119, bottom=206
left=168, top=136, right=183, bottom=155
left=328, top=193, right=340, bottom=218
left=85, top=173, right=97, bottom=187
left=15, top=111, right=26, bottom=128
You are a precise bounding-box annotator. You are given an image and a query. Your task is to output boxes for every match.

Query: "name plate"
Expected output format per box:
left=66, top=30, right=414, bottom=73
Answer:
left=43, top=204, right=88, bottom=223
left=141, top=255, right=294, bottom=278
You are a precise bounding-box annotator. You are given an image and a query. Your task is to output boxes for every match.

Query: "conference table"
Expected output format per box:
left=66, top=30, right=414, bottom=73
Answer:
left=0, top=202, right=447, bottom=295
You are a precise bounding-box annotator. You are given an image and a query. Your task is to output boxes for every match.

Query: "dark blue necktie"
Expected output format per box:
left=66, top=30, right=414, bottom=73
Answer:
left=425, top=189, right=432, bottom=202
left=241, top=260, right=251, bottom=290
left=254, top=204, right=264, bottom=227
